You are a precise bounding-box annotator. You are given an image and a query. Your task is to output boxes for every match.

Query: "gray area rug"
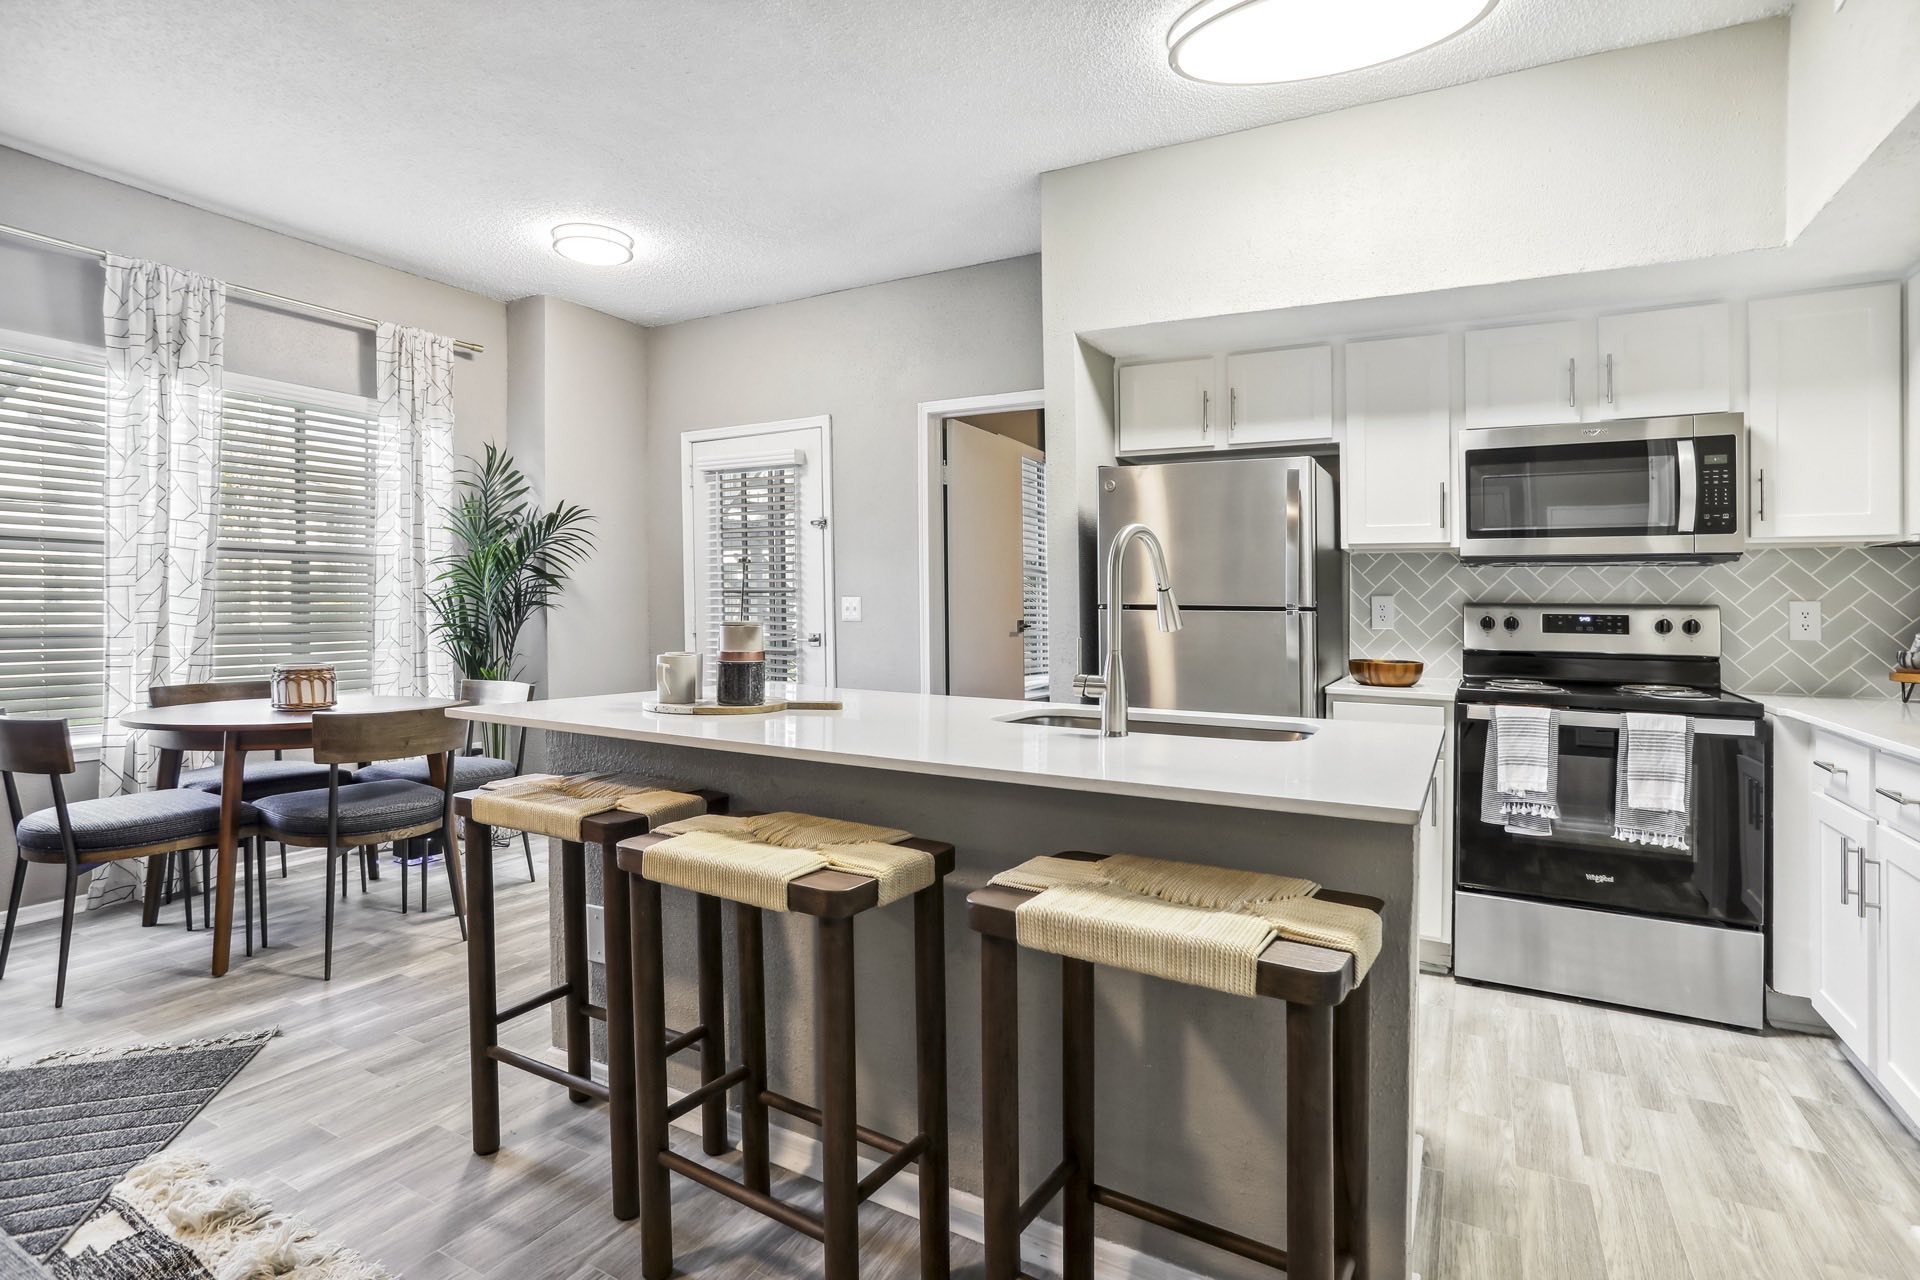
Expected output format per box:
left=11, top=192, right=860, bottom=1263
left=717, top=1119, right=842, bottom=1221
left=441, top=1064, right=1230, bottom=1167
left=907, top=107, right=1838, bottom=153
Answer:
left=0, top=1031, right=276, bottom=1262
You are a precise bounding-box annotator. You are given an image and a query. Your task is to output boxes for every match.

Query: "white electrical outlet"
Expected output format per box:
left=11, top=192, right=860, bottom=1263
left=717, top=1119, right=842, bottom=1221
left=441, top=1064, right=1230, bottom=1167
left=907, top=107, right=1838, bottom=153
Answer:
left=585, top=904, right=605, bottom=964
left=1370, top=594, right=1397, bottom=631
left=840, top=596, right=863, bottom=622
left=1789, top=600, right=1822, bottom=644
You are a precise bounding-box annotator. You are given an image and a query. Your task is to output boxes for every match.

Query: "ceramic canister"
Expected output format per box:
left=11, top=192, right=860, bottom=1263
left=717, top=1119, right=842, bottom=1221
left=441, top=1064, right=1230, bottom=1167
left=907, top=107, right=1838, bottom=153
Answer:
left=716, top=621, right=767, bottom=706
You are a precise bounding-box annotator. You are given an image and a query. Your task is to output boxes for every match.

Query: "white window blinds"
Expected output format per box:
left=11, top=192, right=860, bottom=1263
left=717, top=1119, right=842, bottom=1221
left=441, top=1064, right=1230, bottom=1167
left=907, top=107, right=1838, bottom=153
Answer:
left=0, top=348, right=107, bottom=723
left=1020, top=455, right=1049, bottom=687
left=705, top=462, right=801, bottom=683
left=214, top=388, right=379, bottom=690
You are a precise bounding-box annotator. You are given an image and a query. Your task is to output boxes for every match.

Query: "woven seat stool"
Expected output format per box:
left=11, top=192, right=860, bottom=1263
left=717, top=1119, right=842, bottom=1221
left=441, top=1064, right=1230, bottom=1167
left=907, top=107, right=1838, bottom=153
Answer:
left=456, top=777, right=729, bottom=1221
left=968, top=851, right=1382, bottom=1280
left=616, top=810, right=956, bottom=1280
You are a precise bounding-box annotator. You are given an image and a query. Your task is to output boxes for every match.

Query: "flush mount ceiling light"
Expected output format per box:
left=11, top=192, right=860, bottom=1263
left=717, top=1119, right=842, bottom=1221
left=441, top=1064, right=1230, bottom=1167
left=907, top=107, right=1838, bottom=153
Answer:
left=550, top=222, right=634, bottom=266
left=1168, top=0, right=1496, bottom=85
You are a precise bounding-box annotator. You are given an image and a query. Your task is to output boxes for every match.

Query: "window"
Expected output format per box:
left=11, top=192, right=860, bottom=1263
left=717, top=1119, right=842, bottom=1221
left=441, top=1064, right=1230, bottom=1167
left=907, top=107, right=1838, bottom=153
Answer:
left=0, top=343, right=107, bottom=723
left=213, top=382, right=379, bottom=690
left=1019, top=455, right=1049, bottom=695
left=704, top=462, right=801, bottom=683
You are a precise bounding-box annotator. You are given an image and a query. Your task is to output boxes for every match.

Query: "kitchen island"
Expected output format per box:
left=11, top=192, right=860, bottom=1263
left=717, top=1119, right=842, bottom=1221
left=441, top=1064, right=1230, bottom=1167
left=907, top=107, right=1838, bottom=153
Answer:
left=450, top=688, right=1443, bottom=1280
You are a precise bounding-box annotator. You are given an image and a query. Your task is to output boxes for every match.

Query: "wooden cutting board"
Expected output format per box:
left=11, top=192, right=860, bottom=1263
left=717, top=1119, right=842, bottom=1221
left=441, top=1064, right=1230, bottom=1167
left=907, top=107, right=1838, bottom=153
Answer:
left=647, top=698, right=844, bottom=716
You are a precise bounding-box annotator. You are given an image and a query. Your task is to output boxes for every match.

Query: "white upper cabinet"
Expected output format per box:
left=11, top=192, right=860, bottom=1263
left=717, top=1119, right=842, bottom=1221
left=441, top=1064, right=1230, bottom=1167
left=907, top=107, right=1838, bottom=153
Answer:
left=1594, top=302, right=1732, bottom=419
left=1343, top=333, right=1453, bottom=548
left=1748, top=283, right=1902, bottom=542
left=1224, top=345, right=1333, bottom=447
left=1117, top=357, right=1216, bottom=455
left=1462, top=319, right=1586, bottom=428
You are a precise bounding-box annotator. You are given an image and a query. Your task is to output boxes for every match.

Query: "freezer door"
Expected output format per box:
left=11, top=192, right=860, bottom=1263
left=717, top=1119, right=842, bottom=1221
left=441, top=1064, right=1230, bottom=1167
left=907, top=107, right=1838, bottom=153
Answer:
left=1114, top=607, right=1315, bottom=717
left=1099, top=458, right=1310, bottom=607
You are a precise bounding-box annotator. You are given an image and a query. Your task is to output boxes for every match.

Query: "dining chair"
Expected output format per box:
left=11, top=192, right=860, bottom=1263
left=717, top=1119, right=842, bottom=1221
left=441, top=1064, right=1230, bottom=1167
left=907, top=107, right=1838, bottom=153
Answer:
left=246, top=704, right=467, bottom=980
left=357, top=679, right=537, bottom=879
left=153, top=678, right=347, bottom=879
left=1, top=715, right=264, bottom=1007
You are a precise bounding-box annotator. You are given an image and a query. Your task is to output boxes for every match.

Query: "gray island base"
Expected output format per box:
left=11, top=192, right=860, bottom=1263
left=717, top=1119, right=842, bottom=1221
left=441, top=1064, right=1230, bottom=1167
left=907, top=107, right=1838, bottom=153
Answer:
left=453, top=690, right=1439, bottom=1280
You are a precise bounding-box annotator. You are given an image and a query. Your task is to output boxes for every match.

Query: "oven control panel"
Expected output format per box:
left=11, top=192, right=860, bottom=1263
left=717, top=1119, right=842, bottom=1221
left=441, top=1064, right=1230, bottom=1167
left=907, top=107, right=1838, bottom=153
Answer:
left=1464, top=603, right=1721, bottom=657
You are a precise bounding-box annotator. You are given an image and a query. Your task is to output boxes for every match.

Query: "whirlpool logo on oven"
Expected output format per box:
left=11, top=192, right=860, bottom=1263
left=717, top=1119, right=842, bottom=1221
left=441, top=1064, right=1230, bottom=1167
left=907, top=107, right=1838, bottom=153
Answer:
left=1585, top=872, right=1616, bottom=884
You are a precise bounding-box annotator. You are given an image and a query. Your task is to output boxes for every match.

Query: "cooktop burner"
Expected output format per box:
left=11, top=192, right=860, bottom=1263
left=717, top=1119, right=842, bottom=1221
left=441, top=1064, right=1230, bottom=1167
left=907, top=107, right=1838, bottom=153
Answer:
left=1482, top=678, right=1564, bottom=692
left=1616, top=683, right=1716, bottom=700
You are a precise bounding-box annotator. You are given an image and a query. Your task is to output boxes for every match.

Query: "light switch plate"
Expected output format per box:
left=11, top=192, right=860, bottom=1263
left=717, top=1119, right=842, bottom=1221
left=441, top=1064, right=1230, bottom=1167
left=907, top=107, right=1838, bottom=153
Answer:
left=1789, top=600, right=1822, bottom=644
left=585, top=904, right=605, bottom=965
left=1370, top=594, right=1397, bottom=631
left=840, top=596, right=863, bottom=622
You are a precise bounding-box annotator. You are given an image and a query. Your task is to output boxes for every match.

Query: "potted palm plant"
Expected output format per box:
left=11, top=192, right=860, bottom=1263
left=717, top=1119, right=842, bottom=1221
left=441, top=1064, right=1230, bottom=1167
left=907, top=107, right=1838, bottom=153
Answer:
left=430, top=443, right=596, bottom=696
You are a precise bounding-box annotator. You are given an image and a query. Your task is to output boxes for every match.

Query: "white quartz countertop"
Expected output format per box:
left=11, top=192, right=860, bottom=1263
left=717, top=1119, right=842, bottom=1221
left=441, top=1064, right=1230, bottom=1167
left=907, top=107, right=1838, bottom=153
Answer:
left=1761, top=696, right=1920, bottom=762
left=450, top=687, right=1444, bottom=824
left=1325, top=676, right=1460, bottom=705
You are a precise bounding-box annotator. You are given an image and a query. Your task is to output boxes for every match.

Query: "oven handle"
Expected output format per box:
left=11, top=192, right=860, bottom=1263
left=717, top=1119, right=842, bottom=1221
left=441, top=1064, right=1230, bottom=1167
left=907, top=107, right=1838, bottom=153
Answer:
left=1675, top=438, right=1697, bottom=534
left=1462, top=704, right=1755, bottom=737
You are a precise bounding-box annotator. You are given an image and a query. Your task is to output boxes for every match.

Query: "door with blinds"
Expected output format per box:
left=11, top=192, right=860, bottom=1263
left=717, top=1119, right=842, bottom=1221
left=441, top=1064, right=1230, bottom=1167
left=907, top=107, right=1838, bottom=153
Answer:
left=941, top=419, right=1045, bottom=699
left=683, top=419, right=833, bottom=689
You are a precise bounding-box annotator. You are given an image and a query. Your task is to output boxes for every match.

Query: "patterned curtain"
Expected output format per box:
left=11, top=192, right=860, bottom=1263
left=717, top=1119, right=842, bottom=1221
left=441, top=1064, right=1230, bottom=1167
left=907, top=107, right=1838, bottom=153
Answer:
left=372, top=323, right=457, bottom=698
left=92, top=257, right=226, bottom=909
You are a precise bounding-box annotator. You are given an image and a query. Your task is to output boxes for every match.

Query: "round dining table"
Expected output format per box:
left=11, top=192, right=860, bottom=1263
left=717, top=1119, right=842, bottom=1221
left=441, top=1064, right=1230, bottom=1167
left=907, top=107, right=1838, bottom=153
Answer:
left=118, top=693, right=456, bottom=976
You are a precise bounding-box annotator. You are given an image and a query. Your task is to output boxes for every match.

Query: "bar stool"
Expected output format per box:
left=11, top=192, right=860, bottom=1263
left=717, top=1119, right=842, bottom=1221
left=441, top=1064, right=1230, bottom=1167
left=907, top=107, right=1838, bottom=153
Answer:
left=615, top=810, right=955, bottom=1280
left=456, top=778, right=731, bottom=1220
left=968, top=852, right=1381, bottom=1280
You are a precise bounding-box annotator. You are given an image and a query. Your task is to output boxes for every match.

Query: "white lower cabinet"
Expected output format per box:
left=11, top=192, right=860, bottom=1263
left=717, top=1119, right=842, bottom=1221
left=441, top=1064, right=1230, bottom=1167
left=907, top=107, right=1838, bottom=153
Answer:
left=1812, top=793, right=1876, bottom=1061
left=1876, top=825, right=1920, bottom=1120
left=1327, top=693, right=1451, bottom=964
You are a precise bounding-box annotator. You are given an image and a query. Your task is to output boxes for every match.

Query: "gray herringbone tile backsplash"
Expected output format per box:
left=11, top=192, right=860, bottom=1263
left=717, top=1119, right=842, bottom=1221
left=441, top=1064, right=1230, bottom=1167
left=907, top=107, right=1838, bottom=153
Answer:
left=1348, top=548, right=1920, bottom=698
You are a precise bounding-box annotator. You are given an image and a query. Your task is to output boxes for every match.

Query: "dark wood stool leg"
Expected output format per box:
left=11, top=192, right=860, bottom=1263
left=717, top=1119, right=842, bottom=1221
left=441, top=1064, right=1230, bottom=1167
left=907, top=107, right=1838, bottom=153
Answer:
left=1335, top=981, right=1372, bottom=1280
left=464, top=815, right=501, bottom=1154
left=818, top=914, right=859, bottom=1279
left=601, top=843, right=640, bottom=1220
left=736, top=902, right=772, bottom=1194
left=632, top=874, right=675, bottom=1280
left=695, top=894, right=730, bottom=1155
left=1286, top=1001, right=1337, bottom=1280
left=1062, top=956, right=1096, bottom=1280
left=915, top=882, right=950, bottom=1279
left=561, top=839, right=592, bottom=1103
left=980, top=932, right=1021, bottom=1280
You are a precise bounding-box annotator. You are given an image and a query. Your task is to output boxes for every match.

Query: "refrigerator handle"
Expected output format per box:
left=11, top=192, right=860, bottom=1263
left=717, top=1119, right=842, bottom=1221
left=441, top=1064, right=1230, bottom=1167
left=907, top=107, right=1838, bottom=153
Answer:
left=1285, top=465, right=1303, bottom=609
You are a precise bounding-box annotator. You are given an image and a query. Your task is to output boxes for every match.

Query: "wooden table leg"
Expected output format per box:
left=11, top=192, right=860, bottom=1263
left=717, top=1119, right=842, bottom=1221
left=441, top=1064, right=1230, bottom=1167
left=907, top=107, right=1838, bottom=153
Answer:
left=143, top=748, right=185, bottom=928
left=209, top=734, right=245, bottom=976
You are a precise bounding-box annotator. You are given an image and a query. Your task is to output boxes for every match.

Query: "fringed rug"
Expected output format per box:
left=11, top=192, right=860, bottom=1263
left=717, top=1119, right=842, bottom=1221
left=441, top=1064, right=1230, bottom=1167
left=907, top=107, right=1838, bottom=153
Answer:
left=45, top=1151, right=392, bottom=1279
left=0, top=1031, right=276, bottom=1263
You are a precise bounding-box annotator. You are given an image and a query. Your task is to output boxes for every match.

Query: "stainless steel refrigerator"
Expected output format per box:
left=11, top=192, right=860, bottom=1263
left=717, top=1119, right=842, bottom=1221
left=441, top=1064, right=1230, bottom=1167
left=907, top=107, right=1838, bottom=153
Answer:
left=1096, top=456, right=1343, bottom=718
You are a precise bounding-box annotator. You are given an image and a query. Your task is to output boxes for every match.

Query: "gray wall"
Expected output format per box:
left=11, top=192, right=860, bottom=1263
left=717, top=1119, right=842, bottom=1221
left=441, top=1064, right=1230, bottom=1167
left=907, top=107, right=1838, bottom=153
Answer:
left=644, top=255, right=1042, bottom=691
left=1350, top=548, right=1920, bottom=697
left=0, top=145, right=511, bottom=911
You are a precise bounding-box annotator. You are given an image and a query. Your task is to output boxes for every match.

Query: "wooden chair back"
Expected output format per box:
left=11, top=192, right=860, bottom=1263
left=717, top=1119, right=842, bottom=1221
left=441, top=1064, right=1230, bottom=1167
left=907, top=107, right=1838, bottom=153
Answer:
left=458, top=679, right=535, bottom=766
left=149, top=679, right=272, bottom=708
left=0, top=715, right=76, bottom=840
left=309, top=704, right=467, bottom=766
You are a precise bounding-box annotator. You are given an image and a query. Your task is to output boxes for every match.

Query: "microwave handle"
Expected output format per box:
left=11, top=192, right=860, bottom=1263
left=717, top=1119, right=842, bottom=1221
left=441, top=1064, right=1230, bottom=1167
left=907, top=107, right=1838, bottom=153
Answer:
left=1675, top=438, right=1697, bottom=534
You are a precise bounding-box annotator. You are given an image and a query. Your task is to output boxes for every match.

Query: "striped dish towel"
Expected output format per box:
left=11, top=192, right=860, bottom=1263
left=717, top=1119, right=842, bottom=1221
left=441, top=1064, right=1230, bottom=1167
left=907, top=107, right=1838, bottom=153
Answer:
left=1614, top=713, right=1693, bottom=849
left=1479, top=705, right=1560, bottom=836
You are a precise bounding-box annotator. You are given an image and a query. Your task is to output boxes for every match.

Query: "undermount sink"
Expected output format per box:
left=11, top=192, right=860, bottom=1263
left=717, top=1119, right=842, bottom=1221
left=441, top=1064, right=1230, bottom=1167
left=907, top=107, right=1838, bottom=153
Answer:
left=998, top=709, right=1314, bottom=743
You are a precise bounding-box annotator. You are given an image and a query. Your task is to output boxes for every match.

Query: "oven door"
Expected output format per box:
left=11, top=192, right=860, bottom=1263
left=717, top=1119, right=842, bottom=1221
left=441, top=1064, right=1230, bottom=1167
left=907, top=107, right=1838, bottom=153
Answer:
left=1460, top=418, right=1700, bottom=560
left=1455, top=705, right=1768, bottom=928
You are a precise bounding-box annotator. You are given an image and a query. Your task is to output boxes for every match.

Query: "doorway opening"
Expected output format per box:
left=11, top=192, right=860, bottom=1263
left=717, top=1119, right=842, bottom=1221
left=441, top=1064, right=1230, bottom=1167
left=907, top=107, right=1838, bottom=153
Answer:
left=915, top=391, right=1047, bottom=699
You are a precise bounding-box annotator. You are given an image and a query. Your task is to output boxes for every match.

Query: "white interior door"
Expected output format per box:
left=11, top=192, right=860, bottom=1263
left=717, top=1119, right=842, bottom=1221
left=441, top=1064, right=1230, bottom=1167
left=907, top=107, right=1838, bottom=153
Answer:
left=943, top=419, right=1038, bottom=699
left=684, top=419, right=833, bottom=689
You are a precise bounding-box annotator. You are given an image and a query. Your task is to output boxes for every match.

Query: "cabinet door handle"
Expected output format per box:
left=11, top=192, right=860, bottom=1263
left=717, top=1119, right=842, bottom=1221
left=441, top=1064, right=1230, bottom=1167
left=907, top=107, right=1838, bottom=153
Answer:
left=1857, top=842, right=1873, bottom=919
left=1567, top=357, right=1576, bottom=408
left=1863, top=853, right=1883, bottom=914
left=1756, top=468, right=1765, bottom=523
left=1605, top=353, right=1615, bottom=405
left=1201, top=389, right=1210, bottom=439
left=1876, top=786, right=1918, bottom=807
left=1841, top=837, right=1860, bottom=906
left=1813, top=759, right=1848, bottom=781
left=1228, top=386, right=1237, bottom=440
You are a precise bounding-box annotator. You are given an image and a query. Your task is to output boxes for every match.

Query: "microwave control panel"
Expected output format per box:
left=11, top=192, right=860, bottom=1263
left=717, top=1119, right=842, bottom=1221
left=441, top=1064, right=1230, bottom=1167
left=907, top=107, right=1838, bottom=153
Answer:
left=1694, top=436, right=1738, bottom=533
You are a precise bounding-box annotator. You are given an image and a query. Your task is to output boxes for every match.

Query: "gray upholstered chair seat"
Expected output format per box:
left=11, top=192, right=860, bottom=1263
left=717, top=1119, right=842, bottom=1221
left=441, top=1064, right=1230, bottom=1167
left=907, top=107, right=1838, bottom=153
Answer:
left=357, top=755, right=514, bottom=789
left=181, top=758, right=345, bottom=798
left=15, top=789, right=255, bottom=855
left=249, top=780, right=447, bottom=837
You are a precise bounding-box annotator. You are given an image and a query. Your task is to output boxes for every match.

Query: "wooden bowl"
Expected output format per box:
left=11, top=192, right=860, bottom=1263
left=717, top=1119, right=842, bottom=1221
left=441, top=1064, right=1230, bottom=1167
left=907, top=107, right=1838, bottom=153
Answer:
left=1349, top=658, right=1425, bottom=688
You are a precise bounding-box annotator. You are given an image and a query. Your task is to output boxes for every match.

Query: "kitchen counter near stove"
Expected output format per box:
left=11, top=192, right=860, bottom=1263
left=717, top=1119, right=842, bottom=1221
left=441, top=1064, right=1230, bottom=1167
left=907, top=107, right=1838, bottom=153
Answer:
left=1324, top=674, right=1459, bottom=705
left=1758, top=694, right=1920, bottom=762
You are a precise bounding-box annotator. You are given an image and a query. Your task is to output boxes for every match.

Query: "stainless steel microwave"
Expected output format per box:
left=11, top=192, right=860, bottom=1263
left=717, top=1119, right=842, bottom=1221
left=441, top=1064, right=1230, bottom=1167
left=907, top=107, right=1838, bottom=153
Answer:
left=1458, top=414, right=1746, bottom=563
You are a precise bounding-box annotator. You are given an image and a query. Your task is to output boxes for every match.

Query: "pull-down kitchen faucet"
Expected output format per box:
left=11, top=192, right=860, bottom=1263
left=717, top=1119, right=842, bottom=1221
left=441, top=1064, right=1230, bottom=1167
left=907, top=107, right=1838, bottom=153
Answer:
left=1073, top=522, right=1181, bottom=737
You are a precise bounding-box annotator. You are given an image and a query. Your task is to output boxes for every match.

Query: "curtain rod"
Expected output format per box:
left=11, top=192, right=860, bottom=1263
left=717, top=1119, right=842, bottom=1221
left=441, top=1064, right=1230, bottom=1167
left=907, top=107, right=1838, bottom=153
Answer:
left=0, top=220, right=485, bottom=354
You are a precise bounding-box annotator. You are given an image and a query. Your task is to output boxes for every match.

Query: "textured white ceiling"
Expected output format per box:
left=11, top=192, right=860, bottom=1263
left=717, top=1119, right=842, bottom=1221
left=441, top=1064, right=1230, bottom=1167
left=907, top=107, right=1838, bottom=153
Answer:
left=0, top=0, right=1786, bottom=325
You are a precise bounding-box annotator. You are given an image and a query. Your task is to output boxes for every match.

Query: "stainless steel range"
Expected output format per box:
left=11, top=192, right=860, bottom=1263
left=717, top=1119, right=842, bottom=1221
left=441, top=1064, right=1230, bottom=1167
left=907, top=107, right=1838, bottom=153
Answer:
left=1453, top=603, right=1769, bottom=1029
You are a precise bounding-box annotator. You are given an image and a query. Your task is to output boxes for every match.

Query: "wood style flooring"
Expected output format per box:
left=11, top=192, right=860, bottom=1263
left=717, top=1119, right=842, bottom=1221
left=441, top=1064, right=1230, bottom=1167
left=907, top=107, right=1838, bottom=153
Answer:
left=3, top=846, right=1919, bottom=1279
